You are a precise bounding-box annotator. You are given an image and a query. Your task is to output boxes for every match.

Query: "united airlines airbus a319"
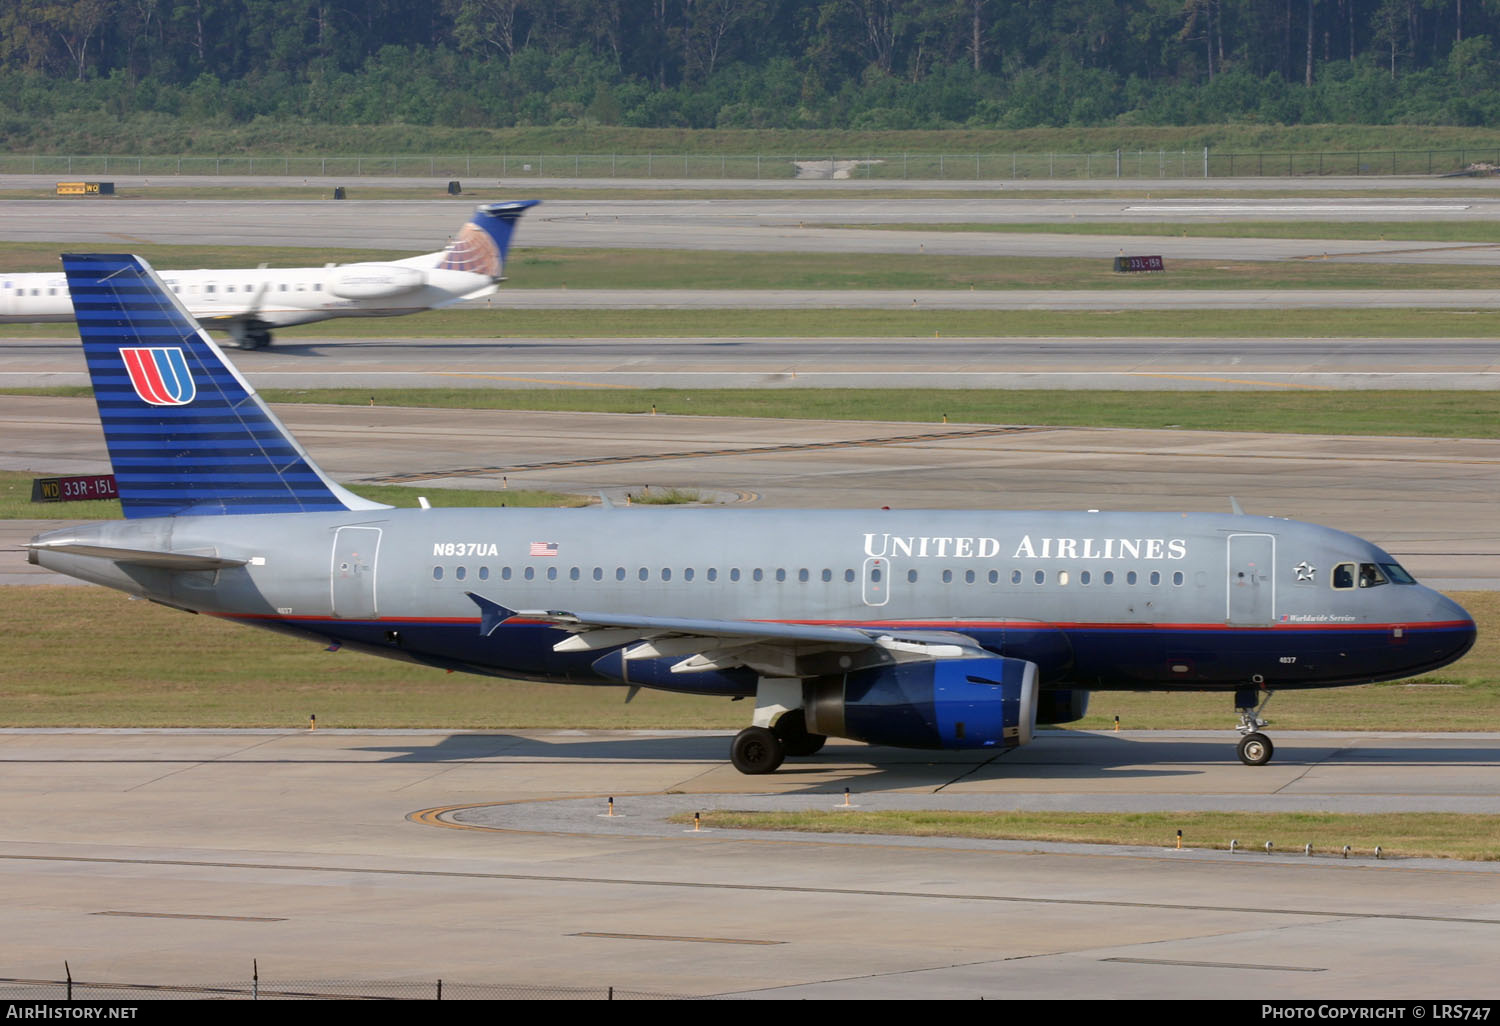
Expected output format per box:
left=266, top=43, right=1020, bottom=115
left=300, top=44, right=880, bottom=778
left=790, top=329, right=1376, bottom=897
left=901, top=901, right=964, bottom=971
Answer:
left=0, top=201, right=536, bottom=349
left=27, top=253, right=1477, bottom=773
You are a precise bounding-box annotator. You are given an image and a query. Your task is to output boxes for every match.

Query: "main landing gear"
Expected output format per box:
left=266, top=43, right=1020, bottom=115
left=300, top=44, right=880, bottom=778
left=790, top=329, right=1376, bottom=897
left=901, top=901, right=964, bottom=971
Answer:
left=226, top=323, right=274, bottom=350
left=1234, top=684, right=1275, bottom=766
left=729, top=709, right=827, bottom=775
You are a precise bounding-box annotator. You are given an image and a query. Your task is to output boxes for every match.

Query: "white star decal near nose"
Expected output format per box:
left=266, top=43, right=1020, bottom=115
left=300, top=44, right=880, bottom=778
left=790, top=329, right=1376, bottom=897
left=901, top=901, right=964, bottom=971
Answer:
left=1293, top=561, right=1316, bottom=582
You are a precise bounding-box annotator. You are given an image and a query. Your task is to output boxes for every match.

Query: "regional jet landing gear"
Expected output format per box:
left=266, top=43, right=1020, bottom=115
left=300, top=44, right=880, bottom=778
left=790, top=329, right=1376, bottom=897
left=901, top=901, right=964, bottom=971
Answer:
left=225, top=322, right=274, bottom=350
left=729, top=678, right=827, bottom=774
left=1234, top=684, right=1275, bottom=766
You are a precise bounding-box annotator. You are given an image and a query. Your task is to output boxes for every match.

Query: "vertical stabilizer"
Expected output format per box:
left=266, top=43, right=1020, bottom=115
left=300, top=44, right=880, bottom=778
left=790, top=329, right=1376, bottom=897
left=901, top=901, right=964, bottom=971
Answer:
left=438, top=200, right=540, bottom=278
left=62, top=253, right=388, bottom=518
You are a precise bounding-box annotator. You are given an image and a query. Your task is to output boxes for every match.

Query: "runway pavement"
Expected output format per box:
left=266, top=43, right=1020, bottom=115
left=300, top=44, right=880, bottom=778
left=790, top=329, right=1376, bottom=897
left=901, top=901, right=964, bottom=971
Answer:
left=8, top=194, right=1500, bottom=264
left=2, top=727, right=1499, bottom=999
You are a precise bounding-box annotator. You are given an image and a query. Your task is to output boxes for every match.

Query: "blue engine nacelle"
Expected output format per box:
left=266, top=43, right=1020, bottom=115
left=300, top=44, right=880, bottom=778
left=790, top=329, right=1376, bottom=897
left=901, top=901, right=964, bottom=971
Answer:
left=803, top=656, right=1038, bottom=751
left=1036, top=688, right=1090, bottom=725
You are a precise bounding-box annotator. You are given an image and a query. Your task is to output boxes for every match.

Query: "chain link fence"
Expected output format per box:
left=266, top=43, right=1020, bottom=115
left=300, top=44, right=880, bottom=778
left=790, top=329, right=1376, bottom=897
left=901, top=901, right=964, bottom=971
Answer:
left=3, top=149, right=1498, bottom=180
left=0, top=974, right=703, bottom=1000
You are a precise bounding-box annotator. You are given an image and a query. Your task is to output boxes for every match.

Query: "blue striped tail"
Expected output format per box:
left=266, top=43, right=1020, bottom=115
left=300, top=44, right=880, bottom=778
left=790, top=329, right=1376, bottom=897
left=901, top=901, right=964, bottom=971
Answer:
left=62, top=253, right=385, bottom=519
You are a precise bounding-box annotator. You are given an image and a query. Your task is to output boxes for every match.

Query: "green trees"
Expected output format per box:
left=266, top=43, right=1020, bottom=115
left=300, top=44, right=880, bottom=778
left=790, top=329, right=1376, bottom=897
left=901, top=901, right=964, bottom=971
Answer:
left=1, top=0, right=1499, bottom=132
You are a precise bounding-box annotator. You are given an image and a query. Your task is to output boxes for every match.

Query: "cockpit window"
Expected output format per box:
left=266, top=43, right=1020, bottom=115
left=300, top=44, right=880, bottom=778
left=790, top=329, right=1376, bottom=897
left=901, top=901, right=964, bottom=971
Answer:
left=1334, top=561, right=1407, bottom=589
left=1381, top=562, right=1417, bottom=585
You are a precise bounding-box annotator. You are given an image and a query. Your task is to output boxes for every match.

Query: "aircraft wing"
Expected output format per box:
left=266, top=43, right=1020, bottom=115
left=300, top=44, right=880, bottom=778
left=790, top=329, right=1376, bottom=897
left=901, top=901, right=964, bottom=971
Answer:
left=467, top=593, right=987, bottom=678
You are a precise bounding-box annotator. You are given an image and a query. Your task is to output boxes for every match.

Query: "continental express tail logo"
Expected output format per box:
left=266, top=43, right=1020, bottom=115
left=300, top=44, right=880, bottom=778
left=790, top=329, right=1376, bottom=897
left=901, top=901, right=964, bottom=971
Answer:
left=121, top=347, right=197, bottom=406
left=438, top=221, right=502, bottom=277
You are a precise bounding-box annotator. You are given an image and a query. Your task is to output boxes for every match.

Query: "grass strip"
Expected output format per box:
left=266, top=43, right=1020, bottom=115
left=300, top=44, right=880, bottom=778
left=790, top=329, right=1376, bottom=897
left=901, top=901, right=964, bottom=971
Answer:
left=838, top=220, right=1500, bottom=243
left=250, top=389, right=1500, bottom=439
left=8, top=388, right=1495, bottom=439
left=676, top=810, right=1500, bottom=861
left=0, top=588, right=1491, bottom=730
left=266, top=307, right=1500, bottom=340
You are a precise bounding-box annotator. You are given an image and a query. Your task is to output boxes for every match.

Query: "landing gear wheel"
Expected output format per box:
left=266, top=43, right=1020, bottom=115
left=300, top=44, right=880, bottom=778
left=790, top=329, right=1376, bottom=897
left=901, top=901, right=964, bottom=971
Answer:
left=730, top=726, right=785, bottom=775
left=1237, top=732, right=1274, bottom=766
left=245, top=330, right=272, bottom=350
left=773, top=710, right=827, bottom=757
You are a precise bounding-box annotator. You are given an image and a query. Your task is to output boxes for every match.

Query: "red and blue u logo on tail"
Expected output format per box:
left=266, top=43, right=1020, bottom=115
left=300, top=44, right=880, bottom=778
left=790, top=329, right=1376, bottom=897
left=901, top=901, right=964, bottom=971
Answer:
left=121, top=347, right=196, bottom=406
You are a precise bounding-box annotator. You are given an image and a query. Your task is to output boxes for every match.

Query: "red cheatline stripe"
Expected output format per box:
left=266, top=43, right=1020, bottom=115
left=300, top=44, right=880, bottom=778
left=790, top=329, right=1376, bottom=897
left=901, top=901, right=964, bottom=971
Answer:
left=212, top=612, right=1471, bottom=633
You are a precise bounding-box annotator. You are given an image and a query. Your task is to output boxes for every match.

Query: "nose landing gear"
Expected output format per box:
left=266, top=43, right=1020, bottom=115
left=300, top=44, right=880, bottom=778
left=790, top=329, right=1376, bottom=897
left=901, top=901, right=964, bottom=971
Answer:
left=1235, top=684, right=1275, bottom=766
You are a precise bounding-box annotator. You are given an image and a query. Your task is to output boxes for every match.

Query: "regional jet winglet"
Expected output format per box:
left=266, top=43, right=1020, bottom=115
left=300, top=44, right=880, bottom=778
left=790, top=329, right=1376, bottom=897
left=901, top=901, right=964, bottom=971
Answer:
left=29, top=254, right=1477, bottom=773
left=0, top=201, right=537, bottom=349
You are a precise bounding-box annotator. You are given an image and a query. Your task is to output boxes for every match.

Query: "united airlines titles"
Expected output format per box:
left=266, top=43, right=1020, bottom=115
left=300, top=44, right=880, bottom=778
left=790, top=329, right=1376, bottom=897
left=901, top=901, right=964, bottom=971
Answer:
left=863, top=533, right=1188, bottom=560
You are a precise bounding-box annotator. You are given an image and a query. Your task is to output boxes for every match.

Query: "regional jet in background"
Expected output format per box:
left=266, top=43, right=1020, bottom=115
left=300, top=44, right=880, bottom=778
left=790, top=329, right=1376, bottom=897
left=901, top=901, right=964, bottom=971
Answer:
left=28, top=254, right=1477, bottom=774
left=0, top=201, right=537, bottom=349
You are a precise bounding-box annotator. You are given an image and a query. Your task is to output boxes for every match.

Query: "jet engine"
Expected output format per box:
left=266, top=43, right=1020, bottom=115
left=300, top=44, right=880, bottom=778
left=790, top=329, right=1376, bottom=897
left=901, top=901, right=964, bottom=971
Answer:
left=328, top=264, right=426, bottom=300
left=803, top=656, right=1038, bottom=751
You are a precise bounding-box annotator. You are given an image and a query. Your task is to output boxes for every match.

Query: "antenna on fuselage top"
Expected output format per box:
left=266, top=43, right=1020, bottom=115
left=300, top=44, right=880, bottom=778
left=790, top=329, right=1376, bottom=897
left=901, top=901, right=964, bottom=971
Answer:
left=1230, top=496, right=1246, bottom=515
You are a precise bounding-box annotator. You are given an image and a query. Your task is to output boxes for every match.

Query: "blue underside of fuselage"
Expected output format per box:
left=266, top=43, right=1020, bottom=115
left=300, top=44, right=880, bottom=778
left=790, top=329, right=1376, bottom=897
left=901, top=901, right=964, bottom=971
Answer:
left=234, top=616, right=1477, bottom=695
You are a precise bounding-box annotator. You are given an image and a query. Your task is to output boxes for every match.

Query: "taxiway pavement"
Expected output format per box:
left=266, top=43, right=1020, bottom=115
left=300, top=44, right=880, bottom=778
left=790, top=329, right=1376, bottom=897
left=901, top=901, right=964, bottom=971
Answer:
left=2, top=728, right=1499, bottom=999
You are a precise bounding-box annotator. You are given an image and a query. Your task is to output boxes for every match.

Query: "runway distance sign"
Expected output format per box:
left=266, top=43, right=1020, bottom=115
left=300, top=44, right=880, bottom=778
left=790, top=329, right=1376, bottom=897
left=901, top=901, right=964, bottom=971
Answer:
left=32, top=474, right=119, bottom=503
left=55, top=181, right=115, bottom=196
left=1113, top=255, right=1166, bottom=272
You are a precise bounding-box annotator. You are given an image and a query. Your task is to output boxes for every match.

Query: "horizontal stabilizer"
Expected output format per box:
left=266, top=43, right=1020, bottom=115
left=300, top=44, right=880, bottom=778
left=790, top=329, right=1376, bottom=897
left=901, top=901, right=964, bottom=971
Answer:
left=27, top=539, right=247, bottom=571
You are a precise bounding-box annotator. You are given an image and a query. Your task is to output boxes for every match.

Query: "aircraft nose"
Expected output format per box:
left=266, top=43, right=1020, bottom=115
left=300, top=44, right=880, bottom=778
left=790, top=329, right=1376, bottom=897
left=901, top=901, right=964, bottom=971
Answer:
left=1428, top=591, right=1478, bottom=665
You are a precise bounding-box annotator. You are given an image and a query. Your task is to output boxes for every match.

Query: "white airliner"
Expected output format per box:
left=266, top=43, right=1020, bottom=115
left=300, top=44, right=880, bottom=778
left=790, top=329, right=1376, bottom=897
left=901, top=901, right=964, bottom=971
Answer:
left=0, top=201, right=537, bottom=349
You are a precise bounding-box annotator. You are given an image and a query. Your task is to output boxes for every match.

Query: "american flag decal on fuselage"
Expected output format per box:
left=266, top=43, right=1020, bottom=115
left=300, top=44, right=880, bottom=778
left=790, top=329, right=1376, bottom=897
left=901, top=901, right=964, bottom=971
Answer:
left=121, top=347, right=196, bottom=406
